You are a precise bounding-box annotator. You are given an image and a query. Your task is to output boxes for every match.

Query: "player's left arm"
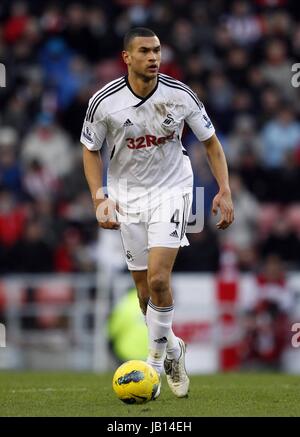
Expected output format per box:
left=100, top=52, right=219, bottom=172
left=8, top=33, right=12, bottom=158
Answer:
left=183, top=90, right=234, bottom=229
left=202, top=133, right=234, bottom=230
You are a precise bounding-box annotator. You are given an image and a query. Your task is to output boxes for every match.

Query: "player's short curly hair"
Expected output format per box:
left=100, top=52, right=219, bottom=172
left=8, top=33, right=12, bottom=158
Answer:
left=123, top=27, right=157, bottom=50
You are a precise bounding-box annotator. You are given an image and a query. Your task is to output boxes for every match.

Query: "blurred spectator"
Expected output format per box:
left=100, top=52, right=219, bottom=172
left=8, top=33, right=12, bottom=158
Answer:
left=273, top=150, right=300, bottom=203
left=22, top=113, right=73, bottom=178
left=241, top=299, right=289, bottom=369
left=60, top=4, right=88, bottom=59
left=148, top=2, right=174, bottom=43
left=213, top=22, right=233, bottom=58
left=127, top=2, right=149, bottom=26
left=240, top=254, right=291, bottom=369
left=174, top=226, right=220, bottom=272
left=54, top=227, right=95, bottom=272
left=247, top=66, right=267, bottom=108
left=40, top=4, right=64, bottom=35
left=231, top=89, right=255, bottom=120
left=0, top=126, right=18, bottom=149
left=264, top=9, right=292, bottom=39
left=261, top=106, right=300, bottom=168
left=9, top=219, right=54, bottom=273
left=1, top=95, right=30, bottom=136
left=3, top=1, right=30, bottom=44
left=59, top=191, right=95, bottom=225
left=0, top=127, right=22, bottom=196
left=226, top=115, right=263, bottom=167
left=255, top=0, right=289, bottom=7
left=218, top=172, right=260, bottom=270
left=159, top=44, right=184, bottom=80
left=108, top=287, right=148, bottom=363
left=261, top=39, right=295, bottom=103
left=58, top=55, right=91, bottom=110
left=0, top=190, right=27, bottom=248
left=191, top=3, right=214, bottom=49
left=258, top=85, right=282, bottom=125
left=60, top=157, right=91, bottom=200
left=171, top=19, right=197, bottom=58
left=224, top=0, right=262, bottom=47
left=39, top=36, right=91, bottom=109
left=206, top=70, right=234, bottom=134
left=61, top=87, right=90, bottom=141
left=85, top=6, right=119, bottom=63
left=33, top=197, right=62, bottom=247
left=93, top=58, right=126, bottom=91
left=0, top=148, right=22, bottom=196
left=260, top=216, right=300, bottom=268
left=23, top=159, right=60, bottom=200
left=256, top=254, right=293, bottom=311
left=291, top=24, right=300, bottom=60
left=238, top=147, right=273, bottom=201
left=226, top=46, right=250, bottom=89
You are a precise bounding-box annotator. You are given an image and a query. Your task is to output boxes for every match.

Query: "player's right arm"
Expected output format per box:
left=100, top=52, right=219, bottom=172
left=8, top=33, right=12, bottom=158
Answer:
left=82, top=147, right=120, bottom=230
left=81, top=102, right=120, bottom=230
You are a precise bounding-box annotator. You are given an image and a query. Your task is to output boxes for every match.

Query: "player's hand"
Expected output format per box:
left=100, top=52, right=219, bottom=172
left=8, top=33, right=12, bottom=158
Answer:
left=94, top=197, right=120, bottom=230
left=212, top=189, right=234, bottom=230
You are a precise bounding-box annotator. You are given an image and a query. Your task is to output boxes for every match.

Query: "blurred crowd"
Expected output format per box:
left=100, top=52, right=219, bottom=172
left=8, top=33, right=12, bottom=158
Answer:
left=0, top=0, right=300, bottom=274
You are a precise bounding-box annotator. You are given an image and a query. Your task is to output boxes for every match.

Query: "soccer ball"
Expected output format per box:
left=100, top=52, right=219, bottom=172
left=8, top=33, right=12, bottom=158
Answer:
left=112, top=360, right=160, bottom=404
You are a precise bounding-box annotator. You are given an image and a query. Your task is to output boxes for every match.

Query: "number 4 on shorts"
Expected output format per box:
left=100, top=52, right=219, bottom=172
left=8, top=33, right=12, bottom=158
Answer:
left=171, top=209, right=180, bottom=228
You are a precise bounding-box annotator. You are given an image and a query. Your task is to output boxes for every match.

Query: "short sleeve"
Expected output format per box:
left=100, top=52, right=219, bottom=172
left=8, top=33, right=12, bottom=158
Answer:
left=80, top=102, right=107, bottom=151
left=185, top=98, right=215, bottom=142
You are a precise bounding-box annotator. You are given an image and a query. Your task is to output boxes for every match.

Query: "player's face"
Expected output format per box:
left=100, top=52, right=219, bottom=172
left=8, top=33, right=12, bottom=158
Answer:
left=123, top=36, right=161, bottom=80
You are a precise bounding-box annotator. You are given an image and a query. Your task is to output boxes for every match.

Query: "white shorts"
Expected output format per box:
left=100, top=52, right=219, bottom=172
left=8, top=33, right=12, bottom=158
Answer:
left=118, top=193, right=192, bottom=271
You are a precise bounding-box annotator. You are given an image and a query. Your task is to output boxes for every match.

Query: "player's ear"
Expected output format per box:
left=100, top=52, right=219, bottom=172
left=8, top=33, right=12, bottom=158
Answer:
left=122, top=50, right=129, bottom=65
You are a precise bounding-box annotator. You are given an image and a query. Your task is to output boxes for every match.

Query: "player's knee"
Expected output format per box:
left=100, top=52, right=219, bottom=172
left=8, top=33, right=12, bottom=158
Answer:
left=148, top=274, right=169, bottom=294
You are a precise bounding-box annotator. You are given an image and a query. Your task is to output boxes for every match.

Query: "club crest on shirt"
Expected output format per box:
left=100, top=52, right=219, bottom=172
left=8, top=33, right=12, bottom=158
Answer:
left=162, top=113, right=175, bottom=126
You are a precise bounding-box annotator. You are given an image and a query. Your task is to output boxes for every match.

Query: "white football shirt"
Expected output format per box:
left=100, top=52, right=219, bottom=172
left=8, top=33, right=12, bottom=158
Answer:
left=81, top=73, right=215, bottom=213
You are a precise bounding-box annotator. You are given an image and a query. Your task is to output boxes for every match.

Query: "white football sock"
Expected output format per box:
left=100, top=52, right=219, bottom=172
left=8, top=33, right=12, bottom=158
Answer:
left=166, top=329, right=181, bottom=361
left=144, top=307, right=180, bottom=361
left=146, top=299, right=175, bottom=375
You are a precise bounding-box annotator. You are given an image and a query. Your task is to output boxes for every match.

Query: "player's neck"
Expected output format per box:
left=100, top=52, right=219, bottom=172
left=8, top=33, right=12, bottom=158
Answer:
left=127, top=72, right=158, bottom=98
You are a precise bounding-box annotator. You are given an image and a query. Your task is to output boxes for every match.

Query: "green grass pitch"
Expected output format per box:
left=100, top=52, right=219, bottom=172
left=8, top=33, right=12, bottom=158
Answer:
left=0, top=372, right=300, bottom=417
